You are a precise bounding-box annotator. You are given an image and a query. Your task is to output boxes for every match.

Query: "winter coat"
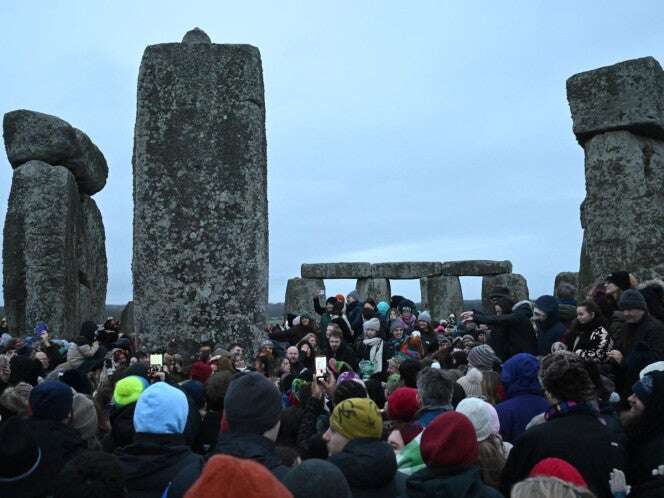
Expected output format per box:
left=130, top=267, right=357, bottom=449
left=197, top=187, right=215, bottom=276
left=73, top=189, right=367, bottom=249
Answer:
left=533, top=295, right=566, bottom=355
left=627, top=433, right=664, bottom=494
left=215, top=431, right=289, bottom=479
left=66, top=336, right=100, bottom=369
left=473, top=302, right=537, bottom=361
left=326, top=342, right=358, bottom=371
left=405, top=466, right=503, bottom=498
left=328, top=438, right=400, bottom=498
left=116, top=433, right=203, bottom=498
left=347, top=301, right=364, bottom=338
left=566, top=319, right=614, bottom=363
left=415, top=405, right=452, bottom=428
left=502, top=411, right=626, bottom=498
left=102, top=401, right=137, bottom=452
left=194, top=410, right=221, bottom=454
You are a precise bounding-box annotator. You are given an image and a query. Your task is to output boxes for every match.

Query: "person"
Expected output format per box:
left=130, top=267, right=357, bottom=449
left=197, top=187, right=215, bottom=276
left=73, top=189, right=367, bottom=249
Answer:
left=286, top=346, right=303, bottom=372
left=346, top=290, right=364, bottom=338
left=70, top=392, right=100, bottom=449
left=314, top=294, right=339, bottom=337
left=404, top=411, right=502, bottom=497
left=565, top=301, right=614, bottom=362
left=385, top=318, right=408, bottom=361
left=399, top=301, right=418, bottom=334
left=414, top=367, right=454, bottom=427
left=638, top=281, right=664, bottom=322
left=57, top=321, right=100, bottom=371
left=462, top=298, right=537, bottom=361
left=195, top=371, right=232, bottom=454
left=54, top=450, right=128, bottom=498
left=184, top=454, right=293, bottom=498
left=621, top=370, right=664, bottom=496
left=605, top=271, right=632, bottom=316
left=215, top=371, right=288, bottom=479
left=356, top=318, right=385, bottom=377
left=284, top=458, right=352, bottom=498
left=456, top=398, right=507, bottom=490
left=102, top=374, right=149, bottom=452
left=607, top=289, right=664, bottom=398
left=325, top=397, right=401, bottom=497
left=502, top=352, right=626, bottom=498
left=415, top=311, right=438, bottom=354
left=386, top=387, right=423, bottom=452
left=325, top=326, right=358, bottom=371
left=115, top=382, right=204, bottom=498
left=511, top=476, right=596, bottom=498
left=533, top=295, right=567, bottom=355
left=495, top=353, right=550, bottom=443
left=467, top=345, right=501, bottom=373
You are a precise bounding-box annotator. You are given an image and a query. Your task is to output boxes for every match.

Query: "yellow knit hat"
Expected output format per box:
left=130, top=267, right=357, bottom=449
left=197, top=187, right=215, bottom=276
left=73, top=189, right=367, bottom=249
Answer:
left=330, top=397, right=382, bottom=440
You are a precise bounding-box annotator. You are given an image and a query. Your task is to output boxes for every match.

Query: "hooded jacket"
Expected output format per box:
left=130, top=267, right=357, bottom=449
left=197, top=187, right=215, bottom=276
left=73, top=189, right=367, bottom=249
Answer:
left=405, top=466, right=502, bottom=498
left=328, top=438, right=400, bottom=498
left=533, top=295, right=567, bottom=355
left=215, top=431, right=289, bottom=480
left=473, top=301, right=537, bottom=361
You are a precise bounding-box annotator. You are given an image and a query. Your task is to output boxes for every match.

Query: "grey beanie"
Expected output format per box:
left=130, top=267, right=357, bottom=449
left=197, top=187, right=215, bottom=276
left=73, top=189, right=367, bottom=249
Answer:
left=363, top=318, right=381, bottom=334
left=283, top=459, right=352, bottom=498
left=619, top=289, right=648, bottom=311
left=224, top=372, right=282, bottom=434
left=417, top=311, right=432, bottom=324
left=468, top=345, right=501, bottom=371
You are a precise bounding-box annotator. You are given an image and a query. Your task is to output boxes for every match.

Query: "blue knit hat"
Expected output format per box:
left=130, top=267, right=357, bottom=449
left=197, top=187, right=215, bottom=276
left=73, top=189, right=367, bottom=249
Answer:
left=33, top=322, right=48, bottom=337
left=29, top=381, right=73, bottom=421
left=133, top=382, right=188, bottom=434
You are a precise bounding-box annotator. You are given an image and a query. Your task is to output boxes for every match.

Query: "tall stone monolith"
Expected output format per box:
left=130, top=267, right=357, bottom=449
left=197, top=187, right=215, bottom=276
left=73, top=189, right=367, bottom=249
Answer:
left=78, top=195, right=108, bottom=323
left=132, top=29, right=268, bottom=352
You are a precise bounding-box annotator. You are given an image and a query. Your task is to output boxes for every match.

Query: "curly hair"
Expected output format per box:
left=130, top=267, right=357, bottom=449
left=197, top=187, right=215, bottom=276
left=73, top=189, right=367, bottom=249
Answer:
left=540, top=352, right=596, bottom=402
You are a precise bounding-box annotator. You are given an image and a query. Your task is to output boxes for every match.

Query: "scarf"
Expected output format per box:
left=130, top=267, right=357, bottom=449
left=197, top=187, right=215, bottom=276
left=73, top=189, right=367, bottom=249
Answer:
left=544, top=400, right=600, bottom=422
left=363, top=337, right=384, bottom=375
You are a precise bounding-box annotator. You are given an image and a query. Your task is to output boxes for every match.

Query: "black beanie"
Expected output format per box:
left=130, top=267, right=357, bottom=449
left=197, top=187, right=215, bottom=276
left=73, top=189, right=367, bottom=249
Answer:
left=283, top=459, right=352, bottom=498
left=224, top=372, right=282, bottom=434
left=607, top=271, right=632, bottom=291
left=619, top=289, right=648, bottom=311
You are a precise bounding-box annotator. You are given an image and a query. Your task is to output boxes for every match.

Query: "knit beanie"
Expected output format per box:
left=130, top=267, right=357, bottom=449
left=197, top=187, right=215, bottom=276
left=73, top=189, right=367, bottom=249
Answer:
left=336, top=371, right=361, bottom=385
left=389, top=318, right=406, bottom=334
left=640, top=361, right=664, bottom=379
left=529, top=458, right=588, bottom=489
left=456, top=367, right=484, bottom=399
left=71, top=393, right=98, bottom=442
left=387, top=387, right=420, bottom=422
left=417, top=311, right=432, bottom=324
left=185, top=454, right=293, bottom=498
left=363, top=318, right=381, bottom=334
left=468, top=345, right=501, bottom=371
left=330, top=397, right=382, bottom=440
left=619, top=289, right=647, bottom=311
left=377, top=301, right=390, bottom=317
left=113, top=375, right=149, bottom=407
left=283, top=459, right=352, bottom=498
left=420, top=412, right=478, bottom=468
left=29, top=381, right=73, bottom=421
left=0, top=382, right=32, bottom=416
left=607, top=271, right=632, bottom=291
left=456, top=398, right=492, bottom=441
left=397, top=422, right=424, bottom=446
left=631, top=371, right=664, bottom=406
left=486, top=402, right=501, bottom=435
left=133, top=382, right=189, bottom=434
left=224, top=372, right=282, bottom=434
left=190, top=361, right=213, bottom=383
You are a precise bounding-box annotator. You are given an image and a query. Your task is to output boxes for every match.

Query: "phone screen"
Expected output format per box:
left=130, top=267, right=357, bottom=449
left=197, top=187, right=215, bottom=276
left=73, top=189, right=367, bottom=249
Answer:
left=149, top=353, right=163, bottom=367
left=315, top=356, right=326, bottom=378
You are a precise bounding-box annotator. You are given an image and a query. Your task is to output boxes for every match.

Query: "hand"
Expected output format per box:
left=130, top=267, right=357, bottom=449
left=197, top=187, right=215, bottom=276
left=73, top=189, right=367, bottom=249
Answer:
left=460, top=311, right=474, bottom=321
left=323, top=370, right=336, bottom=395
left=609, top=468, right=630, bottom=495
left=652, top=464, right=664, bottom=477
left=311, top=378, right=323, bottom=399
left=607, top=350, right=624, bottom=364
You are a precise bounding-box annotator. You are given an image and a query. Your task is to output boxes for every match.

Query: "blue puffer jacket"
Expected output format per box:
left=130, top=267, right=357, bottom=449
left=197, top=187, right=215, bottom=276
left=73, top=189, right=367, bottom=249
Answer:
left=534, top=295, right=567, bottom=355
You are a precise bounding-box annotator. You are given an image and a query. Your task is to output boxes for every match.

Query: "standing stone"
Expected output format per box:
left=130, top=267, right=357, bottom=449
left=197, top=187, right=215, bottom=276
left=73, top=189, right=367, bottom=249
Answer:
left=554, top=272, right=579, bottom=298
left=355, top=278, right=391, bottom=303
left=284, top=278, right=324, bottom=319
left=3, top=161, right=80, bottom=338
left=78, top=196, right=107, bottom=323
left=419, top=277, right=429, bottom=310
left=132, top=29, right=268, bottom=352
left=427, top=275, right=463, bottom=321
left=579, top=131, right=664, bottom=285
left=481, top=274, right=529, bottom=313
left=578, top=234, right=594, bottom=298
left=121, top=301, right=135, bottom=336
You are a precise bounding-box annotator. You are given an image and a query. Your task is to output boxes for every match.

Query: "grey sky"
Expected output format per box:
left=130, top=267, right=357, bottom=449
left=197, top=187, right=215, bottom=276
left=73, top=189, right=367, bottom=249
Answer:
left=1, top=1, right=663, bottom=304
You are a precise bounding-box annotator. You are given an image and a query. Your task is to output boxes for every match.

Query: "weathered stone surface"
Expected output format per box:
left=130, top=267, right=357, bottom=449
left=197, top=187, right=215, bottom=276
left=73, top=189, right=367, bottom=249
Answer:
left=567, top=57, right=664, bottom=143
left=133, top=33, right=268, bottom=353
left=481, top=274, right=529, bottom=313
left=3, top=109, right=108, bottom=195
left=355, top=278, right=391, bottom=303
left=3, top=161, right=80, bottom=338
left=182, top=27, right=211, bottom=44
left=554, top=272, right=579, bottom=298
left=284, top=278, right=324, bottom=318
left=121, top=301, right=135, bottom=336
left=580, top=131, right=664, bottom=287
left=427, top=275, right=463, bottom=321
left=440, top=260, right=512, bottom=276
left=371, top=262, right=443, bottom=279
left=419, top=277, right=429, bottom=310
left=78, top=196, right=107, bottom=323
left=301, top=263, right=371, bottom=279
left=578, top=233, right=594, bottom=299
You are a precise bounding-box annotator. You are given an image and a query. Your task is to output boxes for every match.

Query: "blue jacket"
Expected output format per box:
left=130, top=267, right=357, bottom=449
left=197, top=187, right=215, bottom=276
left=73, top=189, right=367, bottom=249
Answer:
left=534, top=295, right=566, bottom=355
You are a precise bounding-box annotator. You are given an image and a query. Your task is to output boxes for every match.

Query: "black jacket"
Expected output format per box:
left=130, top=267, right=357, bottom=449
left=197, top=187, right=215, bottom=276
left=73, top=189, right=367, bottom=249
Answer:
left=328, top=438, right=399, bottom=498
left=502, top=411, right=625, bottom=498
left=326, top=342, right=358, bottom=371
left=194, top=410, right=221, bottom=454
left=474, top=303, right=537, bottom=360
left=116, top=433, right=203, bottom=498
left=405, top=466, right=503, bottom=498
left=215, top=431, right=289, bottom=480
left=347, top=301, right=364, bottom=338
left=102, top=401, right=137, bottom=452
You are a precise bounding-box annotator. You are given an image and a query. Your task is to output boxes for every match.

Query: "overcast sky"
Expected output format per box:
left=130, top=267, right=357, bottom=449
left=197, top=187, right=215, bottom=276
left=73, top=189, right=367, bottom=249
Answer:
left=1, top=1, right=663, bottom=304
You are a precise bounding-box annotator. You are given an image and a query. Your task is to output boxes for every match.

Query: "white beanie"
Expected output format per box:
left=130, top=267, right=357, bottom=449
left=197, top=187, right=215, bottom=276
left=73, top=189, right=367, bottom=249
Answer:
left=456, top=397, right=492, bottom=442
left=363, top=318, right=381, bottom=334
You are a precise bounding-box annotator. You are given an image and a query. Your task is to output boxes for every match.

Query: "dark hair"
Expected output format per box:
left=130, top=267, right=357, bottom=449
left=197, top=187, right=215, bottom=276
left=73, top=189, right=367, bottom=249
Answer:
left=540, top=352, right=596, bottom=402
left=399, top=359, right=423, bottom=388
left=54, top=450, right=127, bottom=498
left=333, top=380, right=368, bottom=406
left=556, top=282, right=577, bottom=301
left=365, top=378, right=387, bottom=409
left=275, top=445, right=301, bottom=467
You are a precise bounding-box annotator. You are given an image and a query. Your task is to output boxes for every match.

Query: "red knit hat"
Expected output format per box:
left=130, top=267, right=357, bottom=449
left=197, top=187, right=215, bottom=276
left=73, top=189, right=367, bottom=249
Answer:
left=529, top=458, right=588, bottom=489
left=185, top=454, right=293, bottom=498
left=189, top=361, right=213, bottom=383
left=388, top=387, right=420, bottom=422
left=420, top=412, right=478, bottom=468
left=398, top=422, right=423, bottom=446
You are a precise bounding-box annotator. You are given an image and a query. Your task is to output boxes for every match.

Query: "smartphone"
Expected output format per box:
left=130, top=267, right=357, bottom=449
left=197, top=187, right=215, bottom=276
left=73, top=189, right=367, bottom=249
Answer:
left=149, top=353, right=163, bottom=368
left=315, top=355, right=326, bottom=379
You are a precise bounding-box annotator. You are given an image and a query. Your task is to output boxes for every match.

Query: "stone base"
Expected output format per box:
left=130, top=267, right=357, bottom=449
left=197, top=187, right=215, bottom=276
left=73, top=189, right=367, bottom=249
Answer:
left=355, top=278, right=391, bottom=303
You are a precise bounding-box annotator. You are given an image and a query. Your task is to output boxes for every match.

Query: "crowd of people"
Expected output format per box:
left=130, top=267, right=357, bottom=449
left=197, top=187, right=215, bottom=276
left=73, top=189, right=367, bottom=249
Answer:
left=2, top=270, right=664, bottom=497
